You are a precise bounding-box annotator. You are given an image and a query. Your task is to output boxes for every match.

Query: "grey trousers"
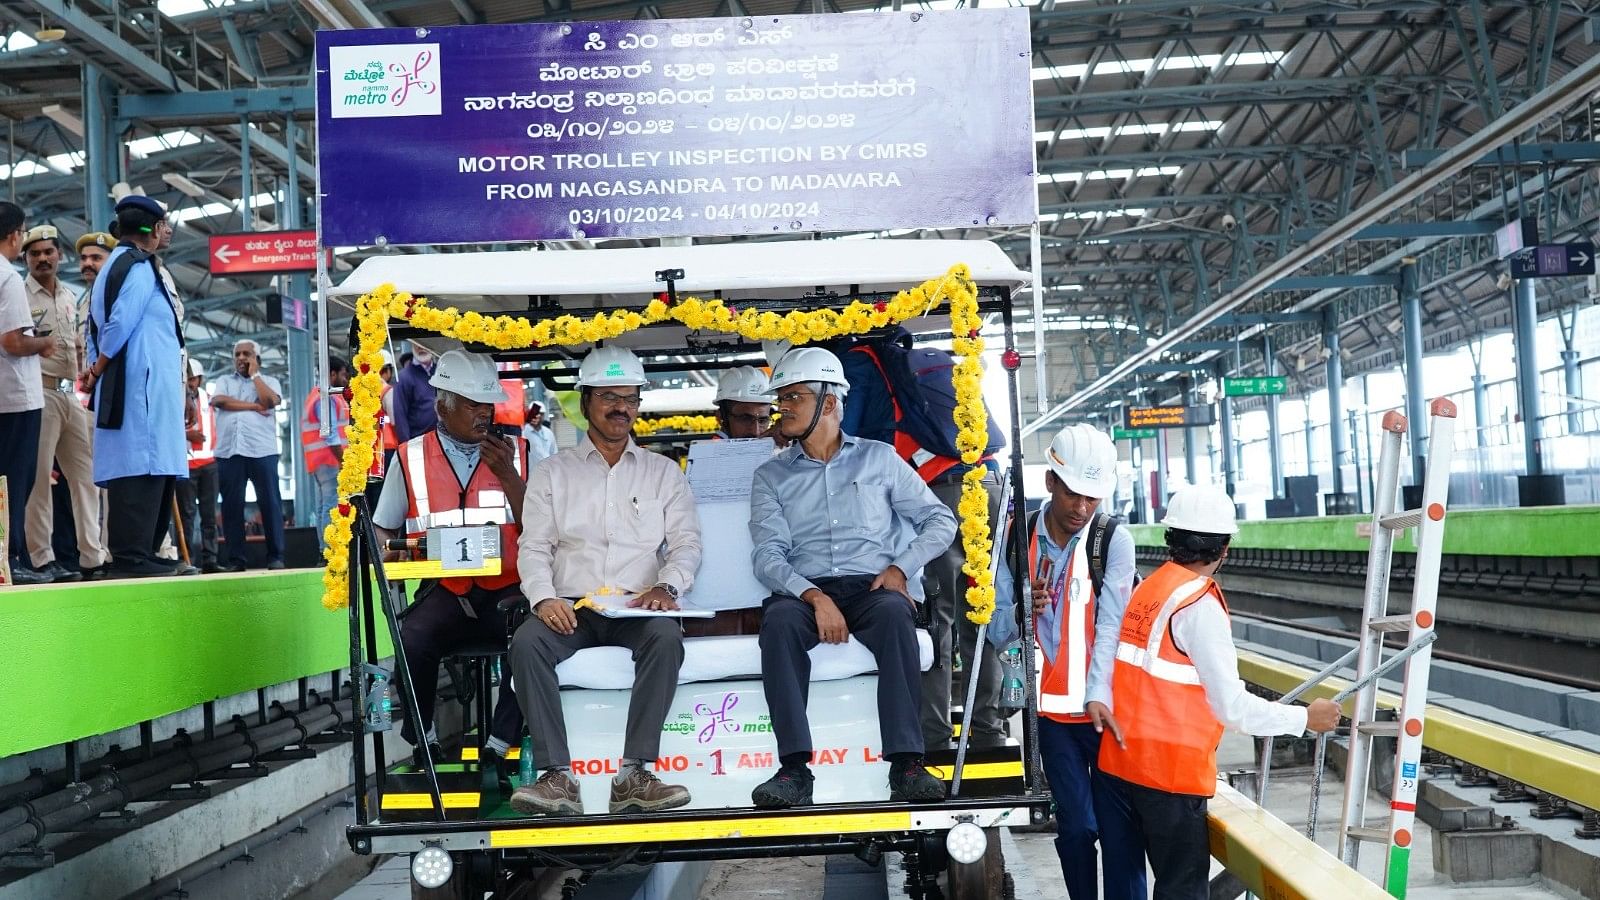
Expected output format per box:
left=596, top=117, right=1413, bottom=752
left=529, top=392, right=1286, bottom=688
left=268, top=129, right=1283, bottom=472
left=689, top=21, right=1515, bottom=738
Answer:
left=920, top=476, right=1005, bottom=748
left=509, top=609, right=684, bottom=769
left=760, top=575, right=925, bottom=760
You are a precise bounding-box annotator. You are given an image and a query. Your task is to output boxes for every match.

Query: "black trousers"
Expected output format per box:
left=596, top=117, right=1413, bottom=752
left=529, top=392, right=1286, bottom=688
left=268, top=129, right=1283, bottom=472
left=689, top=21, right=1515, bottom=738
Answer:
left=0, top=408, right=42, bottom=562
left=105, top=474, right=176, bottom=570
left=920, top=476, right=1005, bottom=747
left=399, top=582, right=524, bottom=748
left=218, top=454, right=285, bottom=565
left=176, top=462, right=219, bottom=566
left=1099, top=772, right=1211, bottom=900
left=760, top=575, right=925, bottom=760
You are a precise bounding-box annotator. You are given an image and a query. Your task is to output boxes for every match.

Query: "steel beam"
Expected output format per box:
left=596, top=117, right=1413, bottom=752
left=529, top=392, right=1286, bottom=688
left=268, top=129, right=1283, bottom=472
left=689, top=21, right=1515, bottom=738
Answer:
left=1511, top=277, right=1544, bottom=476
left=81, top=65, right=120, bottom=234
left=13, top=0, right=179, bottom=92
left=1021, top=48, right=1600, bottom=434
left=1264, top=335, right=1283, bottom=497
left=1287, top=221, right=1499, bottom=242
left=1261, top=275, right=1400, bottom=291
left=1134, top=363, right=1213, bottom=375
left=1400, top=261, right=1428, bottom=485
left=116, top=87, right=314, bottom=125
left=1324, top=307, right=1346, bottom=496
left=1213, top=312, right=1322, bottom=327
left=1399, top=141, right=1600, bottom=167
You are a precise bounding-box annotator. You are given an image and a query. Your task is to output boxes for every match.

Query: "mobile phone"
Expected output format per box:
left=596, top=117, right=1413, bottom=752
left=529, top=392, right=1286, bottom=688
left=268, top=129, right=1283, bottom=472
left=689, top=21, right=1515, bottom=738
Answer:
left=489, top=423, right=519, bottom=439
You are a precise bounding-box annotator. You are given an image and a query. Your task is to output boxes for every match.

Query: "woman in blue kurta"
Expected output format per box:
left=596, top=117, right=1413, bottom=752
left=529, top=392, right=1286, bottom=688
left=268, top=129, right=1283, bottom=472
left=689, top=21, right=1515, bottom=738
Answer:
left=82, top=196, right=187, bottom=577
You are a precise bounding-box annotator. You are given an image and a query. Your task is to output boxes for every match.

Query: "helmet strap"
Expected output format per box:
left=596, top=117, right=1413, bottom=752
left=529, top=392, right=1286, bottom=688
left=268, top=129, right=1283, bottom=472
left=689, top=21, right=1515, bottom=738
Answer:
left=791, top=383, right=829, bottom=445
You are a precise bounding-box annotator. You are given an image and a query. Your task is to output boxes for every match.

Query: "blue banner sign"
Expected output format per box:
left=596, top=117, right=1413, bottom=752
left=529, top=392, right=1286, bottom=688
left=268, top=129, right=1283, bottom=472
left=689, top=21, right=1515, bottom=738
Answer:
left=315, top=11, right=1036, bottom=247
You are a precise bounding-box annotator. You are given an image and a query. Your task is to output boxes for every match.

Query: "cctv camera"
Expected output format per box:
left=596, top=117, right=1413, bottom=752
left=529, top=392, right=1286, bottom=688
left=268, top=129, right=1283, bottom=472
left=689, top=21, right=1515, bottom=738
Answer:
left=1221, top=214, right=1237, bottom=232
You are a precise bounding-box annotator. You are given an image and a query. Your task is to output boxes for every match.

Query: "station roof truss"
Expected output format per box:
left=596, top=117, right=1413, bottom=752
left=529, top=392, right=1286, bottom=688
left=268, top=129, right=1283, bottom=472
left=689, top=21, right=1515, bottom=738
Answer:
left=3, top=0, right=1600, bottom=393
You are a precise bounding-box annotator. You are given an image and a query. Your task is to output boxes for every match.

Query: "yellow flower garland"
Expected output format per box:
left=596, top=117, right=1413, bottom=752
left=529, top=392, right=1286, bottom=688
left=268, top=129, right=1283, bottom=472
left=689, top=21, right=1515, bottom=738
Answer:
left=632, top=414, right=719, bottom=436
left=322, top=264, right=999, bottom=627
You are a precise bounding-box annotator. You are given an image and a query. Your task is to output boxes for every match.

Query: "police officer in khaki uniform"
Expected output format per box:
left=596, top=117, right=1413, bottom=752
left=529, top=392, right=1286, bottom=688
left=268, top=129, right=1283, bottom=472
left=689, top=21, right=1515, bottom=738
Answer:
left=75, top=231, right=118, bottom=564
left=22, top=225, right=108, bottom=581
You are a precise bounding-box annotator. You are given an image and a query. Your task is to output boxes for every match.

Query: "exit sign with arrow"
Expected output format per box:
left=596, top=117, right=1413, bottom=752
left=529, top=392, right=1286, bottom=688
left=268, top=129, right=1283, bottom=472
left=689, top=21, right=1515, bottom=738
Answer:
left=208, top=230, right=319, bottom=275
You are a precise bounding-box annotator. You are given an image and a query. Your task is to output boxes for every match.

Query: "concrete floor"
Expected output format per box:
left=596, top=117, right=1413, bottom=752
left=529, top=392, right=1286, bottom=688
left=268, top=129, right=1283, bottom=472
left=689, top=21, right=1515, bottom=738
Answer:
left=332, top=731, right=1578, bottom=899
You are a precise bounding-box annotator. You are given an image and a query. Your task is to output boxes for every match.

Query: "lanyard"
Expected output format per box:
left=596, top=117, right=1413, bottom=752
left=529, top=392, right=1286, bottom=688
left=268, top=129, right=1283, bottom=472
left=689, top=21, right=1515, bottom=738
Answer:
left=1029, top=515, right=1078, bottom=613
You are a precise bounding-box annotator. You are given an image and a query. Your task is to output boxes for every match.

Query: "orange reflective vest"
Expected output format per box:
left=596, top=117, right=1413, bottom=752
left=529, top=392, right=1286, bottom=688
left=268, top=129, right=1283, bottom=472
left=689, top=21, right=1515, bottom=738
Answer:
left=188, top=387, right=216, bottom=469
left=1098, top=561, right=1229, bottom=797
left=301, top=388, right=350, bottom=472
left=1031, top=516, right=1095, bottom=724
left=494, top=378, right=526, bottom=427
left=378, top=383, right=398, bottom=451
left=397, top=430, right=525, bottom=595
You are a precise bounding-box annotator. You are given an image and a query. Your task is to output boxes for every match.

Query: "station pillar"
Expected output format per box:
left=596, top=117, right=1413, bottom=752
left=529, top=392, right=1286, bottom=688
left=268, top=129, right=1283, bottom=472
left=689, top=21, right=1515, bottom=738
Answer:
left=1562, top=348, right=1581, bottom=434
left=1182, top=377, right=1198, bottom=485
left=1472, top=371, right=1489, bottom=449
left=1262, top=335, right=1284, bottom=497
left=1217, top=370, right=1237, bottom=499
left=1399, top=260, right=1427, bottom=485
left=282, top=115, right=316, bottom=527
left=1511, top=275, right=1543, bottom=477
left=1155, top=428, right=1170, bottom=510
left=81, top=65, right=120, bottom=233
left=1323, top=306, right=1346, bottom=496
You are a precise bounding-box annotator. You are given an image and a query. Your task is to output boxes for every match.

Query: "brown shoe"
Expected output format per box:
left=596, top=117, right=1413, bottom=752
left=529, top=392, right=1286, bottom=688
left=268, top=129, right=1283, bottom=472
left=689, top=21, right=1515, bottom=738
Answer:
left=509, top=768, right=583, bottom=816
left=609, top=765, right=691, bottom=813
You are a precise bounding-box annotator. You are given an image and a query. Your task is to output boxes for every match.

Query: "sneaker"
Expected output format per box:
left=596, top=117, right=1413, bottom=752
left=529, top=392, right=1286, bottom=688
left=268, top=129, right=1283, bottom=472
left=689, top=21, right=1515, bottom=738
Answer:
left=8, top=561, right=53, bottom=585
left=175, top=564, right=200, bottom=576
left=751, top=764, right=814, bottom=809
left=39, top=561, right=83, bottom=583
left=609, top=765, right=690, bottom=814
left=266, top=559, right=286, bottom=570
left=888, top=758, right=947, bottom=803
left=510, top=768, right=583, bottom=816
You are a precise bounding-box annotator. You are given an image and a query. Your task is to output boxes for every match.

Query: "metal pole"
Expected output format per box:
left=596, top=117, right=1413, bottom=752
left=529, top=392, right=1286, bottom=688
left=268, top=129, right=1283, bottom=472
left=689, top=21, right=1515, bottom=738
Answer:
left=1304, top=396, right=1317, bottom=480
left=1264, top=335, right=1284, bottom=497
left=1324, top=307, right=1346, bottom=497
left=1561, top=348, right=1580, bottom=435
left=1400, top=260, right=1428, bottom=485
left=1472, top=372, right=1489, bottom=450
left=1182, top=377, right=1198, bottom=485
left=1155, top=427, right=1170, bottom=502
left=284, top=116, right=316, bottom=527
left=1511, top=276, right=1543, bottom=476
left=239, top=117, right=252, bottom=227
left=81, top=66, right=120, bottom=233
left=1219, top=389, right=1237, bottom=497
left=1130, top=438, right=1146, bottom=522
left=1030, top=224, right=1047, bottom=415
left=1021, top=49, right=1600, bottom=433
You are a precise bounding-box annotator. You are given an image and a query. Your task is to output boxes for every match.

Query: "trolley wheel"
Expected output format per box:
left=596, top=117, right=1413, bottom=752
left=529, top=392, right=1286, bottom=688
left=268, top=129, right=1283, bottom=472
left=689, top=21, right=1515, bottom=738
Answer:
left=944, top=827, right=1005, bottom=900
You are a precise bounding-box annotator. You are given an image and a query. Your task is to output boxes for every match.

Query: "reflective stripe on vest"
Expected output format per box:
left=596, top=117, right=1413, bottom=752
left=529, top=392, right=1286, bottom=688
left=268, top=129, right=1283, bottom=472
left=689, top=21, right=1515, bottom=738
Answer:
left=301, top=388, right=349, bottom=471
left=1097, top=561, right=1227, bottom=797
left=398, top=431, right=525, bottom=594
left=188, top=387, right=216, bottom=467
left=379, top=383, right=398, bottom=451
left=1032, top=516, right=1095, bottom=723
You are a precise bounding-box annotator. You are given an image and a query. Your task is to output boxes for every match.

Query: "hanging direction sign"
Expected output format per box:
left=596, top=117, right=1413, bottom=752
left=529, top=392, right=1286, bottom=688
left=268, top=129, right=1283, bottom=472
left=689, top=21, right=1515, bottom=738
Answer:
left=1222, top=376, right=1288, bottom=397
left=1124, top=405, right=1216, bottom=429
left=1508, top=243, right=1596, bottom=279
left=314, top=11, right=1036, bottom=246
left=1113, top=427, right=1157, bottom=440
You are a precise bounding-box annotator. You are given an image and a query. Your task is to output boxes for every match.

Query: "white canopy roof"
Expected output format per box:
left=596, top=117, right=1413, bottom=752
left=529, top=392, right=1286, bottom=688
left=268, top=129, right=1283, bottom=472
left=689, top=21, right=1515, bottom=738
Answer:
left=328, top=238, right=1028, bottom=302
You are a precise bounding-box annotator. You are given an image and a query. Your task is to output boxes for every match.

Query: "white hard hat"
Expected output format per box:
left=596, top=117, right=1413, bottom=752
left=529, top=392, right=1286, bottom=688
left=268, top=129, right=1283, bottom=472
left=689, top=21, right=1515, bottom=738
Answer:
left=1162, top=484, right=1239, bottom=535
left=577, top=346, right=648, bottom=388
left=428, top=349, right=508, bottom=404
left=187, top=357, right=204, bottom=378
left=769, top=347, right=848, bottom=392
left=715, top=366, right=774, bottom=404
left=1046, top=424, right=1118, bottom=499
left=379, top=349, right=394, bottom=369
left=761, top=339, right=792, bottom=369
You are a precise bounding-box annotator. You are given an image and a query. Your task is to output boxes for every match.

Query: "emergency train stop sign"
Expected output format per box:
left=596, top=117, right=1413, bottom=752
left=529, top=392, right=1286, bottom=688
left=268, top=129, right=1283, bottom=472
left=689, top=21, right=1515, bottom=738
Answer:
left=208, top=230, right=319, bottom=275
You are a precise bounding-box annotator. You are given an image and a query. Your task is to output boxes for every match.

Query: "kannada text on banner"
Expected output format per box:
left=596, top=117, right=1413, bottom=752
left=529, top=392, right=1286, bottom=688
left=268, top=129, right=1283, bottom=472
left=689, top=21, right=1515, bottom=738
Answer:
left=315, top=11, right=1035, bottom=246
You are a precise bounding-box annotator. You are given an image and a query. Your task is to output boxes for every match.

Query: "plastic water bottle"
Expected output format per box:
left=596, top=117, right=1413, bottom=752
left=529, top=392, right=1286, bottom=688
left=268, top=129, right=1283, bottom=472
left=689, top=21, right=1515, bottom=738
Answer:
left=999, top=642, right=1026, bottom=710
left=518, top=734, right=534, bottom=786
left=367, top=671, right=392, bottom=732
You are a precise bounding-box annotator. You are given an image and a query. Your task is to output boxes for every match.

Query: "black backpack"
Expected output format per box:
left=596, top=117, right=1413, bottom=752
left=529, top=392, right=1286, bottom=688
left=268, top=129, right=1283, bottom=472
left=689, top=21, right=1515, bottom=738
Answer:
left=839, top=327, right=1006, bottom=462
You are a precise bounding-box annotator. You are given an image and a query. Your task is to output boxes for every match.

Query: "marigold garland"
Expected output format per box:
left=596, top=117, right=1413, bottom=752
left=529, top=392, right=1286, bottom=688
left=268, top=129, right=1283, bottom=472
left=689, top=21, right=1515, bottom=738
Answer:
left=632, top=415, right=719, bottom=436
left=321, top=264, right=999, bottom=628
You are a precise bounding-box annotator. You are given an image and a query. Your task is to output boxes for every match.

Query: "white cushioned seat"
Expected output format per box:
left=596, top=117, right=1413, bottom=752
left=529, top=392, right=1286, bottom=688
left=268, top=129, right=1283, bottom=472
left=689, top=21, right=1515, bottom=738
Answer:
left=555, top=630, right=935, bottom=690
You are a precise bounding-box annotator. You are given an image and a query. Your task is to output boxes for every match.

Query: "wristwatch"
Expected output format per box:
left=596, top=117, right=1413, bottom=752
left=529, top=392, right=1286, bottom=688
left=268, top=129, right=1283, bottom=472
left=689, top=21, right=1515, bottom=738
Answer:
left=653, top=582, right=679, bottom=601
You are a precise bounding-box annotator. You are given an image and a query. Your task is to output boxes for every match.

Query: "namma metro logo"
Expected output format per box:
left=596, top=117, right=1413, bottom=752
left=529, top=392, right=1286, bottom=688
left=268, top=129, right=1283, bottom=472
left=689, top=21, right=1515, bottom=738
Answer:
left=328, top=44, right=442, bottom=119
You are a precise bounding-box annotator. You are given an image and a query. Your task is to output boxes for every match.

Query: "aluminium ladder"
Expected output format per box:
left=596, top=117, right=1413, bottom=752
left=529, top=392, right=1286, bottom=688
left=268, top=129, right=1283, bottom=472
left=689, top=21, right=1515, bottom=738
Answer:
left=1333, top=398, right=1458, bottom=898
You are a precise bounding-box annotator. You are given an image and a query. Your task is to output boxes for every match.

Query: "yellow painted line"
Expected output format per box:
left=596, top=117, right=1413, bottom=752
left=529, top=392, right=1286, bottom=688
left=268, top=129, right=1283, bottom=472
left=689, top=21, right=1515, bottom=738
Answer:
left=930, top=761, right=1023, bottom=781
left=385, top=559, right=501, bottom=580
left=490, top=810, right=914, bottom=848
left=1239, top=650, right=1600, bottom=814
left=1208, top=782, right=1389, bottom=899
left=380, top=792, right=482, bottom=810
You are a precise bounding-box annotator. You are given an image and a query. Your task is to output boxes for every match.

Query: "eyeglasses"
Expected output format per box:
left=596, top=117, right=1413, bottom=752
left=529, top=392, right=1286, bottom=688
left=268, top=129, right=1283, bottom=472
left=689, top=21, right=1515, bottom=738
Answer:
left=594, top=391, right=641, bottom=408
left=726, top=412, right=771, bottom=427
left=776, top=390, right=816, bottom=406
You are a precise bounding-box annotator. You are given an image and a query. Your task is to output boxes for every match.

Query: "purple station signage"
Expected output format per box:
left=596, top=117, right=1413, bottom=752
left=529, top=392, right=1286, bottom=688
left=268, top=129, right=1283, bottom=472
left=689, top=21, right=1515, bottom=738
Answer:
left=314, top=11, right=1035, bottom=246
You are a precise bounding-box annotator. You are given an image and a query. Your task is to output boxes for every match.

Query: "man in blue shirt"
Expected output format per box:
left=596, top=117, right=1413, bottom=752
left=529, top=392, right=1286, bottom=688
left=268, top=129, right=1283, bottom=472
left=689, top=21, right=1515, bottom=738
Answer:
left=393, top=343, right=438, bottom=443
left=748, top=347, right=956, bottom=808
left=988, top=424, right=1142, bottom=900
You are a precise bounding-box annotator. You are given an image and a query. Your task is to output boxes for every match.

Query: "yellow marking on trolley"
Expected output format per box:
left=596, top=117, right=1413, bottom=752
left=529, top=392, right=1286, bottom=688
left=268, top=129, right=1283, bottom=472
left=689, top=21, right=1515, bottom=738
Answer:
left=489, top=811, right=914, bottom=848
left=1238, top=650, right=1600, bottom=814
left=1208, top=783, right=1387, bottom=899
left=384, top=558, right=501, bottom=580
left=459, top=746, right=519, bottom=761
left=929, top=761, right=1023, bottom=781
left=380, top=792, right=482, bottom=810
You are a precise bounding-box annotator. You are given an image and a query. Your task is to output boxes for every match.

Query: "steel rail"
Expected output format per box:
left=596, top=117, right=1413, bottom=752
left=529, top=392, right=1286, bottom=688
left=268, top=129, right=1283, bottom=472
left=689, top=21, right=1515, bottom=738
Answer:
left=1022, top=49, right=1600, bottom=436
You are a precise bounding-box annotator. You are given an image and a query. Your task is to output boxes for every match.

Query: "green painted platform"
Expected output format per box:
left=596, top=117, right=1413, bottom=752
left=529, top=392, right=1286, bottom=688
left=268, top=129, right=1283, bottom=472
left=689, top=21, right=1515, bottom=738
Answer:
left=0, top=570, right=389, bottom=758
left=1127, top=504, right=1600, bottom=557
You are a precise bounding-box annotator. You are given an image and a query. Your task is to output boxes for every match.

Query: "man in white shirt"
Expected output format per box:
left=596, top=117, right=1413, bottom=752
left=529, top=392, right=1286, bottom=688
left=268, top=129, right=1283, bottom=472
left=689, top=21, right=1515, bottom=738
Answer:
left=211, top=338, right=285, bottom=570
left=521, top=401, right=556, bottom=463
left=0, top=203, right=58, bottom=584
left=508, top=347, right=701, bottom=817
left=1093, top=484, right=1340, bottom=900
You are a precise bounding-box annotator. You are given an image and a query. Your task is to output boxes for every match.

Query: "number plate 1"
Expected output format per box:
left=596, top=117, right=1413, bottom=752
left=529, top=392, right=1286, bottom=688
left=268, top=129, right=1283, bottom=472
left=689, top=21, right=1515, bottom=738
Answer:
left=431, top=526, right=501, bottom=571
